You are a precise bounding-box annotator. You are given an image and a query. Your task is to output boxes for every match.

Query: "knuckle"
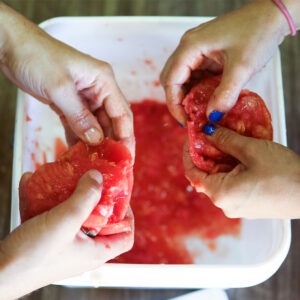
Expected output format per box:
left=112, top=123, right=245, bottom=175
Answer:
left=213, top=196, right=239, bottom=218
left=99, top=61, right=113, bottom=76
left=48, top=76, right=73, bottom=99
left=180, top=27, right=198, bottom=44
left=223, top=209, right=239, bottom=219
left=180, top=30, right=192, bottom=44
left=205, top=176, right=242, bottom=219
left=69, top=107, right=91, bottom=125
left=66, top=201, right=85, bottom=219
left=214, top=128, right=232, bottom=146
left=77, top=178, right=101, bottom=199
left=253, top=139, right=277, bottom=165
left=242, top=139, right=268, bottom=164
left=232, top=57, right=252, bottom=78
left=86, top=184, right=102, bottom=198
left=180, top=23, right=208, bottom=46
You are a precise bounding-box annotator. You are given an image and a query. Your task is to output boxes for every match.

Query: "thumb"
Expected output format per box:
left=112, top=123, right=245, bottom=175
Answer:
left=19, top=172, right=33, bottom=221
left=46, top=170, right=103, bottom=235
left=49, top=80, right=104, bottom=145
left=207, top=126, right=257, bottom=165
left=206, top=61, right=251, bottom=116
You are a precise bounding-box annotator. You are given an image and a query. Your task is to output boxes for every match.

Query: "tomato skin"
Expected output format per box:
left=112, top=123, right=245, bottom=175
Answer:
left=183, top=74, right=273, bottom=173
left=20, top=138, right=133, bottom=236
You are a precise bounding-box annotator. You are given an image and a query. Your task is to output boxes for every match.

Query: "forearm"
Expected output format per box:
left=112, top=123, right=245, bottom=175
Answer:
left=0, top=243, right=44, bottom=300
left=0, top=2, right=45, bottom=68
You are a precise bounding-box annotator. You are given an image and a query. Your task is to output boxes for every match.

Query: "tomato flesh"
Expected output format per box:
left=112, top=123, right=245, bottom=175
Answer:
left=20, top=138, right=133, bottom=236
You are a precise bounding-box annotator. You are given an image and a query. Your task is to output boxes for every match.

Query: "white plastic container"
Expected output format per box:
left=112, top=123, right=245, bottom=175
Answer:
left=11, top=17, right=291, bottom=288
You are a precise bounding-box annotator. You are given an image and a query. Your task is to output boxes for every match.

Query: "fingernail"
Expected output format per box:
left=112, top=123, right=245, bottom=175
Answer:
left=89, top=170, right=103, bottom=184
left=81, top=227, right=97, bottom=237
left=203, top=123, right=216, bottom=135
left=208, top=110, right=224, bottom=123
left=84, top=128, right=102, bottom=144
left=178, top=122, right=184, bottom=128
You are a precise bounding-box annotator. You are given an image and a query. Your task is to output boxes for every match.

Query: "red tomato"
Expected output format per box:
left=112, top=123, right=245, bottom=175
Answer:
left=183, top=74, right=273, bottom=173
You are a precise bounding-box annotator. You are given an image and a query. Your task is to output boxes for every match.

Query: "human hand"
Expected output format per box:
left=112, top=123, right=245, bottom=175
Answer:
left=0, top=170, right=134, bottom=300
left=0, top=3, right=134, bottom=157
left=160, top=0, right=290, bottom=125
left=184, top=126, right=300, bottom=219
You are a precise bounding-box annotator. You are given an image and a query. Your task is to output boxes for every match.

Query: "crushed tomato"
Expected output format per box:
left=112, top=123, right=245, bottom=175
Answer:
left=112, top=100, right=241, bottom=264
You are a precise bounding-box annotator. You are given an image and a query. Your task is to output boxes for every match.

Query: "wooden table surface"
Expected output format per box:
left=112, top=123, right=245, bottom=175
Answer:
left=1, top=0, right=300, bottom=299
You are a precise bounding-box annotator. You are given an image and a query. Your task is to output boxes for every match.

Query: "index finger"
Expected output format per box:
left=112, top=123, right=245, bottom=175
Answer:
left=48, top=79, right=104, bottom=145
left=102, top=85, right=135, bottom=158
left=160, top=45, right=205, bottom=125
left=74, top=61, right=135, bottom=158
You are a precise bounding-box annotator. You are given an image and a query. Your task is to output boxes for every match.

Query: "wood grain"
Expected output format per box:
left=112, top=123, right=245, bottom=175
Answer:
left=1, top=0, right=300, bottom=299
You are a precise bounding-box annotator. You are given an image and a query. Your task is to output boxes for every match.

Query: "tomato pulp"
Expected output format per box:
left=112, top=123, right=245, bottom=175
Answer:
left=112, top=100, right=241, bottom=264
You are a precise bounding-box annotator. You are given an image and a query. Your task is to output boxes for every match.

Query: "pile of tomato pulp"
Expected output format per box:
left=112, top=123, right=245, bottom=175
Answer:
left=114, top=74, right=272, bottom=264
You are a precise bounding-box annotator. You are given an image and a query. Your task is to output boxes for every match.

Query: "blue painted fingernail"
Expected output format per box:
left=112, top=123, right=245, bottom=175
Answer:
left=203, top=123, right=216, bottom=135
left=177, top=122, right=184, bottom=128
left=209, top=110, right=224, bottom=123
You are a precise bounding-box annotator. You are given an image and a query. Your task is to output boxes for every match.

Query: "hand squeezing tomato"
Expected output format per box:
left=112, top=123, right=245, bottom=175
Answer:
left=20, top=139, right=133, bottom=237
left=183, top=74, right=273, bottom=173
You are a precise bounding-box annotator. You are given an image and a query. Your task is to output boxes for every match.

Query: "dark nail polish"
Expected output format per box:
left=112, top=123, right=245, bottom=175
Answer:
left=82, top=227, right=97, bottom=237
left=209, top=110, right=224, bottom=123
left=203, top=123, right=216, bottom=136
left=177, top=122, right=184, bottom=128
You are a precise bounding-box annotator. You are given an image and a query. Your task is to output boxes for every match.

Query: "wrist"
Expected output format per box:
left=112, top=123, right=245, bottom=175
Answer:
left=0, top=240, right=43, bottom=300
left=252, top=0, right=299, bottom=38
left=249, top=0, right=291, bottom=41
left=281, top=0, right=300, bottom=31
left=0, top=3, right=11, bottom=66
left=0, top=2, right=26, bottom=68
left=0, top=2, right=44, bottom=69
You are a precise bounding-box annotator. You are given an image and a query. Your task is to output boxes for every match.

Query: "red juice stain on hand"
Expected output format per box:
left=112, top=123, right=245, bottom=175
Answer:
left=112, top=100, right=241, bottom=264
